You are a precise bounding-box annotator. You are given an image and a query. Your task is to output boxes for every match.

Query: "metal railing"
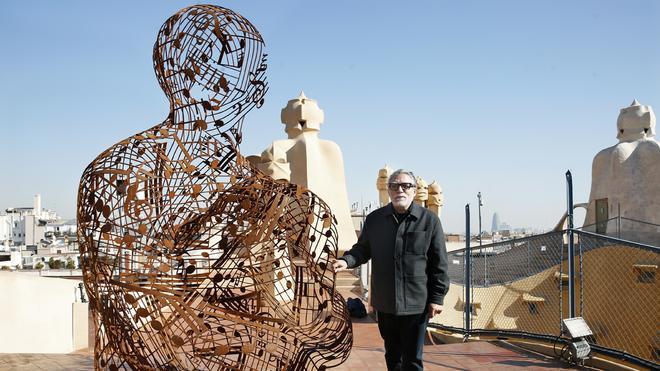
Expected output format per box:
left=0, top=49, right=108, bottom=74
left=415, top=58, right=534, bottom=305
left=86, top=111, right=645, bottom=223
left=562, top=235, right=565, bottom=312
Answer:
left=580, top=215, right=660, bottom=246
left=430, top=171, right=659, bottom=369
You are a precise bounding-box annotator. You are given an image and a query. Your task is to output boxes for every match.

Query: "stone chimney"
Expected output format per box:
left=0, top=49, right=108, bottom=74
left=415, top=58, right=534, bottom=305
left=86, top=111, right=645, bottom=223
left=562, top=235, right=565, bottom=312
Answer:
left=33, top=194, right=41, bottom=217
left=280, top=91, right=325, bottom=139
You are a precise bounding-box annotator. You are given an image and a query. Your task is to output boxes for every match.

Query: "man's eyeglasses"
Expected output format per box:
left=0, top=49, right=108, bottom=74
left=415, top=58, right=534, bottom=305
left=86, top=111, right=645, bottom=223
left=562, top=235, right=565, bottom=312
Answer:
left=388, top=182, right=415, bottom=191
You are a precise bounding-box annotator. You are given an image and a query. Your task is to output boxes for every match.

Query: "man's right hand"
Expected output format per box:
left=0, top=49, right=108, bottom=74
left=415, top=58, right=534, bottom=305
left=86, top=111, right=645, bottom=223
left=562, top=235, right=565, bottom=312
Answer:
left=331, top=259, right=348, bottom=272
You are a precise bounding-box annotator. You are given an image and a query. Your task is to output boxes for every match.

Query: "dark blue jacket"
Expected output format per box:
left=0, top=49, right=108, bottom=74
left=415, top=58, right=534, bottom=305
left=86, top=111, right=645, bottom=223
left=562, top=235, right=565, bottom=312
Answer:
left=340, top=202, right=449, bottom=315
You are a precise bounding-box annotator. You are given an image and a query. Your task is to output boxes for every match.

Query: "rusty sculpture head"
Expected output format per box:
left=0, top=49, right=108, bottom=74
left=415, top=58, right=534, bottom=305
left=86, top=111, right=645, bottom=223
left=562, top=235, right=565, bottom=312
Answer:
left=153, top=5, right=267, bottom=145
left=77, top=5, right=351, bottom=370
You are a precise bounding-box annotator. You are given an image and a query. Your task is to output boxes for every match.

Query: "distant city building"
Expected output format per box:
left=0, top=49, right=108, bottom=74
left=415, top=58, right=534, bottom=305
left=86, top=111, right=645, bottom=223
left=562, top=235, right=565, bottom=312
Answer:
left=445, top=234, right=463, bottom=243
left=0, top=194, right=60, bottom=247
left=513, top=227, right=535, bottom=235
left=499, top=222, right=512, bottom=231
left=0, top=194, right=78, bottom=269
left=491, top=212, right=501, bottom=232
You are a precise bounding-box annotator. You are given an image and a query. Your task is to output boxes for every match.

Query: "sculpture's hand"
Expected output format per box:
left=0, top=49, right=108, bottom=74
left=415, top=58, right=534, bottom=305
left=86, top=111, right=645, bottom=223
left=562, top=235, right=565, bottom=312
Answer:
left=428, top=303, right=443, bottom=319
left=331, top=259, right=348, bottom=272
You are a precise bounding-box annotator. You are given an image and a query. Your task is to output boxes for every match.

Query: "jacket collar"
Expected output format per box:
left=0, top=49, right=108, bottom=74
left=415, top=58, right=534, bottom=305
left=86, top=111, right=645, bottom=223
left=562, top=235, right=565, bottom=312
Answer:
left=386, top=202, right=422, bottom=220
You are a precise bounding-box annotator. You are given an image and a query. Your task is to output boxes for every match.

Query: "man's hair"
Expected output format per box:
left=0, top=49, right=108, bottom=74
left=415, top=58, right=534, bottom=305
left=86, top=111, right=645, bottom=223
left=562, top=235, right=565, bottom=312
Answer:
left=388, top=169, right=417, bottom=187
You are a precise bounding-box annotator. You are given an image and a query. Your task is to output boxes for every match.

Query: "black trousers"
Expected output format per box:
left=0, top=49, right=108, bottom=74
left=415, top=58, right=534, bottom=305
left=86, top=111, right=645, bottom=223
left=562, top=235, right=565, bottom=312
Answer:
left=377, top=310, right=428, bottom=371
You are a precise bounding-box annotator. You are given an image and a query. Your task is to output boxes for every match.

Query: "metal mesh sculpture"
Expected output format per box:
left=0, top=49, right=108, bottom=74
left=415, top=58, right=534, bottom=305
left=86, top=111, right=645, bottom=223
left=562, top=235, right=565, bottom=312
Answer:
left=77, top=5, right=352, bottom=370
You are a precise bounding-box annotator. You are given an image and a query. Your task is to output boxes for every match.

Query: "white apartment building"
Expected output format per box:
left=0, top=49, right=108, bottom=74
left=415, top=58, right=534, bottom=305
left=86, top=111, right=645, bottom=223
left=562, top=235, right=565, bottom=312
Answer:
left=0, top=212, right=26, bottom=247
left=0, top=195, right=79, bottom=268
left=0, top=194, right=67, bottom=248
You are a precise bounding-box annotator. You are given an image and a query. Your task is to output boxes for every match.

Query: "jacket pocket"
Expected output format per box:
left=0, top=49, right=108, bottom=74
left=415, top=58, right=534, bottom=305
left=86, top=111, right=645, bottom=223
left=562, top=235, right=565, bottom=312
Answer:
left=405, top=230, right=429, bottom=255
left=405, top=275, right=428, bottom=309
left=403, top=253, right=427, bottom=277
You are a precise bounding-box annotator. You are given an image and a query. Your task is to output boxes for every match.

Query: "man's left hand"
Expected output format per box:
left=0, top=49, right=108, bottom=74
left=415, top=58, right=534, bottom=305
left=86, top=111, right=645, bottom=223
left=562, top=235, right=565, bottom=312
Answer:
left=428, top=303, right=443, bottom=319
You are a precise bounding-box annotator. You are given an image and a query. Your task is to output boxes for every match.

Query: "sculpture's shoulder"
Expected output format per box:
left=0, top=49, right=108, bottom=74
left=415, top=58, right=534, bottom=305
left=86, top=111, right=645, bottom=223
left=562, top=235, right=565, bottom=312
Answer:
left=82, top=138, right=135, bottom=173
left=318, top=139, right=342, bottom=153
left=267, top=139, right=296, bottom=157
left=316, top=139, right=344, bottom=165
left=591, top=143, right=620, bottom=175
left=604, top=139, right=660, bottom=161
left=593, top=144, right=616, bottom=163
left=630, top=139, right=660, bottom=169
left=79, top=125, right=172, bottom=191
left=635, top=138, right=660, bottom=153
left=81, top=139, right=129, bottom=180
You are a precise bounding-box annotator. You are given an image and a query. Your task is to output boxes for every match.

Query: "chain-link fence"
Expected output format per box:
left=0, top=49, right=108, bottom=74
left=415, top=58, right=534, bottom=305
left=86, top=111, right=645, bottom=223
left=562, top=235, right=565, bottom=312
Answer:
left=574, top=230, right=659, bottom=363
left=432, top=229, right=659, bottom=368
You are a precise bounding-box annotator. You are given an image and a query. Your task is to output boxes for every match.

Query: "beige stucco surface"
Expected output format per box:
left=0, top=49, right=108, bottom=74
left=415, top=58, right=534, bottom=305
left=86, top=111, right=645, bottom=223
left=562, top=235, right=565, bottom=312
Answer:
left=0, top=272, right=84, bottom=353
left=72, top=302, right=89, bottom=351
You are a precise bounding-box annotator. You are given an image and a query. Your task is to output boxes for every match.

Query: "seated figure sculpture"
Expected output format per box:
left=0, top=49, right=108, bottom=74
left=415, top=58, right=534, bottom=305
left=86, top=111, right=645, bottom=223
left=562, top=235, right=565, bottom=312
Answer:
left=249, top=92, right=356, bottom=253
left=584, top=100, right=660, bottom=244
left=427, top=181, right=444, bottom=218
left=77, top=5, right=351, bottom=370
left=376, top=165, right=392, bottom=207
left=413, top=176, right=429, bottom=207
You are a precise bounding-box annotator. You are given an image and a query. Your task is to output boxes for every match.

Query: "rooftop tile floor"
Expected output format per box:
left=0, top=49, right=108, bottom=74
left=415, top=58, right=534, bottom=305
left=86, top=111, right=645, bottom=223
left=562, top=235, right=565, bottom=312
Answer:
left=0, top=316, right=575, bottom=370
left=333, top=316, right=573, bottom=370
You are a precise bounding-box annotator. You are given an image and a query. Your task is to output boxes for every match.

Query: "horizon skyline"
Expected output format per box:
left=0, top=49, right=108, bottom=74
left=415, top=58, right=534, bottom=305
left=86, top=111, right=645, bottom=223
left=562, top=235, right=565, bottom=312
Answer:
left=1, top=0, right=658, bottom=236
left=0, top=191, right=573, bottom=235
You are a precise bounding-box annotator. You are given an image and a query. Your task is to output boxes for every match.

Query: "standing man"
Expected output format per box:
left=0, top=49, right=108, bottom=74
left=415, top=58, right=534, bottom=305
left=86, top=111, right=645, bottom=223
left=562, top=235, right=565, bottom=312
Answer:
left=333, top=169, right=449, bottom=371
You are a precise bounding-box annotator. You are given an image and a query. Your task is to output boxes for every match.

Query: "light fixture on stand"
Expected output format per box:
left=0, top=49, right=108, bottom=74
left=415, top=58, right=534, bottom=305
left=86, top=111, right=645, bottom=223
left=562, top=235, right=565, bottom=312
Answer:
left=561, top=317, right=593, bottom=364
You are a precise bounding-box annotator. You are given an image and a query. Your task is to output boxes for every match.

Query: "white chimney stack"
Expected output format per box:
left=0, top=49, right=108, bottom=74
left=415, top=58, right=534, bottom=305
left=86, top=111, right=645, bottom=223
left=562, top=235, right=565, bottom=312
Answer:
left=33, top=194, right=41, bottom=217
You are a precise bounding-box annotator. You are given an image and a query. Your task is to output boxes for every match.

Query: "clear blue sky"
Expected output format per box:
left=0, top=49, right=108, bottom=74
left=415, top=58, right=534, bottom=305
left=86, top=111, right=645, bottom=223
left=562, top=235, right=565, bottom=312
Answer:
left=1, top=0, right=658, bottom=234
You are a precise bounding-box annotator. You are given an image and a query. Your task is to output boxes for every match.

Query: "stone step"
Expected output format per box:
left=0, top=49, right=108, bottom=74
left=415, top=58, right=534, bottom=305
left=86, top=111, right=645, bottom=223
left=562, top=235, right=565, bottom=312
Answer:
left=336, top=277, right=360, bottom=287
left=335, top=270, right=364, bottom=300
left=335, top=270, right=361, bottom=287
left=336, top=285, right=364, bottom=300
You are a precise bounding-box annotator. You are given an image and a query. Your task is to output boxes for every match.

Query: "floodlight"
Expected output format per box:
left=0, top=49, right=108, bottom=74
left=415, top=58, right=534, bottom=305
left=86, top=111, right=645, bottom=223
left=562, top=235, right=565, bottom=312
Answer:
left=561, top=317, right=592, bottom=362
left=562, top=317, right=593, bottom=338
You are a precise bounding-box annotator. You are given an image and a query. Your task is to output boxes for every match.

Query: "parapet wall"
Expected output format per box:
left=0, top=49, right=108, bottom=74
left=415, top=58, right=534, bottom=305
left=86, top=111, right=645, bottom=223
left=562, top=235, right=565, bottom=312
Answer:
left=0, top=272, right=88, bottom=353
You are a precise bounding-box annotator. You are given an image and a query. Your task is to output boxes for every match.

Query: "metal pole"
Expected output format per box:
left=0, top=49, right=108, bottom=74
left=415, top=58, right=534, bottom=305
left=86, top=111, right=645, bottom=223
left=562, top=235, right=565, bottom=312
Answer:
left=78, top=282, right=87, bottom=303
left=477, top=192, right=482, bottom=247
left=464, top=204, right=471, bottom=338
left=618, top=203, right=621, bottom=238
left=527, top=242, right=530, bottom=276
left=478, top=192, right=486, bottom=286
left=565, top=170, right=575, bottom=318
